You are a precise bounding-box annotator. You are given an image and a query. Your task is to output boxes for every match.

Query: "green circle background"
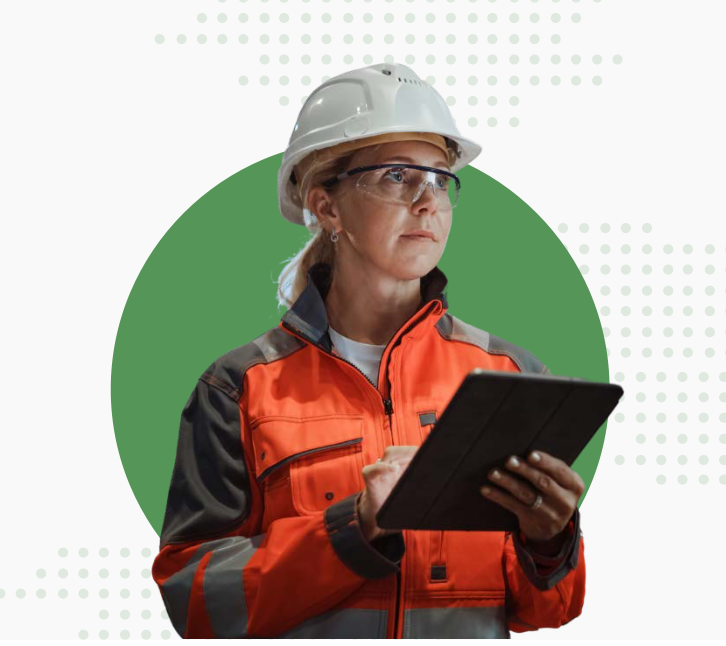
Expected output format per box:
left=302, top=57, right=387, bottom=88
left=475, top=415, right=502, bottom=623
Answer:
left=110, top=154, right=610, bottom=537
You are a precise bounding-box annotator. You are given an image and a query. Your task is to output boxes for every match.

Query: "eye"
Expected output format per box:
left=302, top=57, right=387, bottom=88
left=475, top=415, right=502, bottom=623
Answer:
left=435, top=174, right=450, bottom=189
left=384, top=167, right=406, bottom=183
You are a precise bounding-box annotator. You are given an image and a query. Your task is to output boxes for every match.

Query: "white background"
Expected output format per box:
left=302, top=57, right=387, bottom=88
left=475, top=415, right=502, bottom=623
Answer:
left=1, top=0, right=724, bottom=640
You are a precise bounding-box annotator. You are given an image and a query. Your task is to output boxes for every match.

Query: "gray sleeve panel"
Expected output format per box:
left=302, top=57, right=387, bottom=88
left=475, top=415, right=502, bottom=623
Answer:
left=435, top=313, right=550, bottom=375
left=511, top=507, right=581, bottom=591
left=324, top=492, right=405, bottom=580
left=159, top=377, right=253, bottom=549
left=159, top=327, right=306, bottom=549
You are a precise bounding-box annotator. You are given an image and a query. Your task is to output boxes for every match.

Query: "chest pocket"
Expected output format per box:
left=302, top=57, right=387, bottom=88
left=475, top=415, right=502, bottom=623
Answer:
left=252, top=414, right=366, bottom=516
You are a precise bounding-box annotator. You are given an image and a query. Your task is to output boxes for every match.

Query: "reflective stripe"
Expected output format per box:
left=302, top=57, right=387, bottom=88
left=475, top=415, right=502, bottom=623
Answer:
left=202, top=534, right=265, bottom=638
left=160, top=535, right=263, bottom=639
left=159, top=541, right=221, bottom=638
left=279, top=608, right=389, bottom=638
left=404, top=606, right=510, bottom=639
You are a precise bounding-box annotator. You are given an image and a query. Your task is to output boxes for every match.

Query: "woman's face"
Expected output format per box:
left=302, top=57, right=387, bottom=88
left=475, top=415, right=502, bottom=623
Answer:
left=314, top=140, right=453, bottom=282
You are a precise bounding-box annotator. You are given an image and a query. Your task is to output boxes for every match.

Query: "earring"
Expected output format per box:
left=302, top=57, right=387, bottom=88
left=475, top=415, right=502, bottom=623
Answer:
left=330, top=229, right=339, bottom=243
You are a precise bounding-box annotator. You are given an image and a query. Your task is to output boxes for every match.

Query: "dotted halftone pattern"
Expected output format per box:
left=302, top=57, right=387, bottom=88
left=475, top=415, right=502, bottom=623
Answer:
left=0, top=547, right=172, bottom=640
left=152, top=0, right=622, bottom=126
left=557, top=222, right=726, bottom=488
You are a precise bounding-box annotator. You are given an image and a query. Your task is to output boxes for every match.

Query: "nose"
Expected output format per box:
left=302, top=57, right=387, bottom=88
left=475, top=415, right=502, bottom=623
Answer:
left=411, top=180, right=438, bottom=214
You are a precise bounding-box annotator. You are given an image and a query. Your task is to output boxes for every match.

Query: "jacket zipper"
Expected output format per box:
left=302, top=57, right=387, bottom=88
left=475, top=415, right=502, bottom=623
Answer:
left=281, top=300, right=440, bottom=640
left=282, top=319, right=401, bottom=636
left=280, top=320, right=395, bottom=420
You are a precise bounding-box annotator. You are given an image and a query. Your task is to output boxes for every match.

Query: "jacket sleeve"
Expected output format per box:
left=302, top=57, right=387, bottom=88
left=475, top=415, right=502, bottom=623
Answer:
left=151, top=373, right=405, bottom=639
left=503, top=508, right=586, bottom=632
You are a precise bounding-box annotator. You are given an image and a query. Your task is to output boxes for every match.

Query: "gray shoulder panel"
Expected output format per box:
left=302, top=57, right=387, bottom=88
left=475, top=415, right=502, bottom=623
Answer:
left=200, top=326, right=306, bottom=400
left=435, top=313, right=549, bottom=375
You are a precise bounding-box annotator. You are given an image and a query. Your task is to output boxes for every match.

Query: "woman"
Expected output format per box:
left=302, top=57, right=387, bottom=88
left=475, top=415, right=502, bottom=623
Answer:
left=152, top=63, right=586, bottom=639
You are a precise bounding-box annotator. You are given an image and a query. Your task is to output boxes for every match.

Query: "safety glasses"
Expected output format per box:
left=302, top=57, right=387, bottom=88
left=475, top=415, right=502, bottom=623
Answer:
left=322, top=163, right=461, bottom=210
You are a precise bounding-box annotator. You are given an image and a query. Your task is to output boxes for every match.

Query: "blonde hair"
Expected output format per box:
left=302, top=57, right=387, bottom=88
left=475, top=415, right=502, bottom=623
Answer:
left=275, top=149, right=358, bottom=310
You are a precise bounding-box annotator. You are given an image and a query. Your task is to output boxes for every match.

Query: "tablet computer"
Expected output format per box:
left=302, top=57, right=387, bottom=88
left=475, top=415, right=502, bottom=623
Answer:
left=375, top=368, right=623, bottom=532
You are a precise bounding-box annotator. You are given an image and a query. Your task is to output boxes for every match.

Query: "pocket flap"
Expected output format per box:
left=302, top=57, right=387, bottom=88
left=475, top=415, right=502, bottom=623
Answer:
left=252, top=415, right=364, bottom=482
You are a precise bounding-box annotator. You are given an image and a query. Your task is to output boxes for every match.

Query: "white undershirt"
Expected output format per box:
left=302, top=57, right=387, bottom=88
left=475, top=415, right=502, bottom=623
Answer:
left=328, top=325, right=386, bottom=388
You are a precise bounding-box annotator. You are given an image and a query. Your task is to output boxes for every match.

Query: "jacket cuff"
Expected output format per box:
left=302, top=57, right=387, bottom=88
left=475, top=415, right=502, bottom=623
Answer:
left=512, top=507, right=581, bottom=591
left=324, top=491, right=405, bottom=580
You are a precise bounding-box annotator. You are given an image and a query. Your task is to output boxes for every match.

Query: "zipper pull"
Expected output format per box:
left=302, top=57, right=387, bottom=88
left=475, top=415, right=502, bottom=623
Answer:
left=383, top=398, right=394, bottom=415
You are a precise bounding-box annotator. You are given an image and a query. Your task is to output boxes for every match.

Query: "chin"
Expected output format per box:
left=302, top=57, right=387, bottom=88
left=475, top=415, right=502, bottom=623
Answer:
left=387, top=253, right=439, bottom=281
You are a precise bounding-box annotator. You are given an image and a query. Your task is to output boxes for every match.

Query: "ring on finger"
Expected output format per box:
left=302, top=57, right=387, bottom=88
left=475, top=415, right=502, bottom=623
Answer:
left=492, top=470, right=538, bottom=507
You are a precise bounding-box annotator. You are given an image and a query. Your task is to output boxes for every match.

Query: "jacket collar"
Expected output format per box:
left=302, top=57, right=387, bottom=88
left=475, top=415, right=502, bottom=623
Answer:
left=281, top=261, right=449, bottom=352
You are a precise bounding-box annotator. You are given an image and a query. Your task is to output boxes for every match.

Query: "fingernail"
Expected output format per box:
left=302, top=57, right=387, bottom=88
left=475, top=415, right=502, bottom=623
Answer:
left=508, top=456, right=520, bottom=467
left=530, top=451, right=541, bottom=462
left=491, top=470, right=501, bottom=479
left=481, top=486, right=491, bottom=494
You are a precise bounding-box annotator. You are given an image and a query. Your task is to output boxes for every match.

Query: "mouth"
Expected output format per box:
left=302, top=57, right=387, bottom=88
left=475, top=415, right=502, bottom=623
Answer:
left=401, top=230, right=436, bottom=241
left=401, top=236, right=435, bottom=243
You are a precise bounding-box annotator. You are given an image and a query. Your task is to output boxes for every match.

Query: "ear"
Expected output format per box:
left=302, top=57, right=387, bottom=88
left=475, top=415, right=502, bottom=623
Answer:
left=306, top=185, right=343, bottom=233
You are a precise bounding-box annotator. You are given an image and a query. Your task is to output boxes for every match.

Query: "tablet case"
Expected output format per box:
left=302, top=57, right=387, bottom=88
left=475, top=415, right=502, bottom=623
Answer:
left=376, top=369, right=623, bottom=532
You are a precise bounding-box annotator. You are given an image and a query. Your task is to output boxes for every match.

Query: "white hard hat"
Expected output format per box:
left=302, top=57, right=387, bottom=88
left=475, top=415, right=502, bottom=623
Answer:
left=278, top=62, right=483, bottom=227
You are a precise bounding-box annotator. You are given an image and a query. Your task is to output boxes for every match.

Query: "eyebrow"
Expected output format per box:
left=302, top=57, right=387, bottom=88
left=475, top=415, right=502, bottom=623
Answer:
left=381, top=156, right=451, bottom=171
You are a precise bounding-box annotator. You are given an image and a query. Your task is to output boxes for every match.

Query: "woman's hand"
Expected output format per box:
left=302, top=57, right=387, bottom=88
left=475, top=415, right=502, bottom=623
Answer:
left=479, top=450, right=585, bottom=547
left=357, top=445, right=419, bottom=543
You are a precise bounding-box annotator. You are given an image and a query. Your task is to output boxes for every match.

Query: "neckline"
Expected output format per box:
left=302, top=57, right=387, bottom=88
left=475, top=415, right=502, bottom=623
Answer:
left=328, top=324, right=387, bottom=355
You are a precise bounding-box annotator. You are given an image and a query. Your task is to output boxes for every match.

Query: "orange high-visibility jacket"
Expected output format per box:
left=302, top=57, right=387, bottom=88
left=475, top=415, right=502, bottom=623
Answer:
left=152, top=262, right=586, bottom=639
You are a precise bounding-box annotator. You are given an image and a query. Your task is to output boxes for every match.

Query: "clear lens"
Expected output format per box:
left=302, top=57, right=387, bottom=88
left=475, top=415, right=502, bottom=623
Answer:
left=355, top=167, right=458, bottom=210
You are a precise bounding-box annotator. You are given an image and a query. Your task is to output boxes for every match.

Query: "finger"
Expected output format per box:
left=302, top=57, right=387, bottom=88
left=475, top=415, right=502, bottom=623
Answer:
left=481, top=484, right=566, bottom=540
left=381, top=445, right=418, bottom=461
left=479, top=483, right=534, bottom=518
left=377, top=457, right=409, bottom=472
left=367, top=460, right=399, bottom=472
left=382, top=453, right=417, bottom=471
left=500, top=456, right=572, bottom=514
left=362, top=461, right=399, bottom=478
left=526, top=451, right=586, bottom=496
left=487, top=466, right=540, bottom=508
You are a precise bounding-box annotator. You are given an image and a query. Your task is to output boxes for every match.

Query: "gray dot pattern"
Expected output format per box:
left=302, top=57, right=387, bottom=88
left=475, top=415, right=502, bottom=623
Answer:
left=0, top=547, right=167, bottom=638
left=152, top=1, right=622, bottom=126
left=567, top=223, right=726, bottom=485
